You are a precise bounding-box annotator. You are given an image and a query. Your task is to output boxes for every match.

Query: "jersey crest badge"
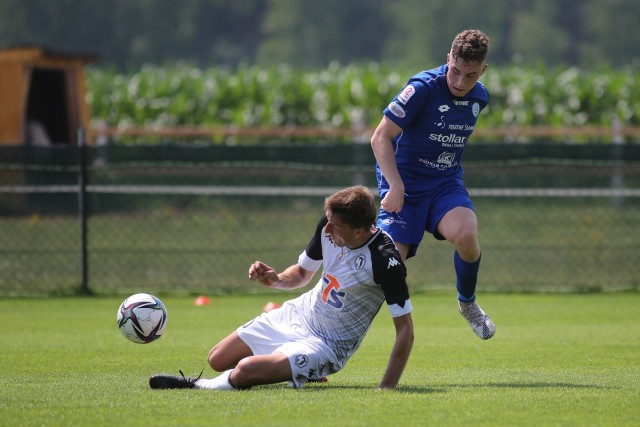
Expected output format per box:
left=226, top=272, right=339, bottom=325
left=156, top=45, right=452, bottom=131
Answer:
left=472, top=102, right=480, bottom=117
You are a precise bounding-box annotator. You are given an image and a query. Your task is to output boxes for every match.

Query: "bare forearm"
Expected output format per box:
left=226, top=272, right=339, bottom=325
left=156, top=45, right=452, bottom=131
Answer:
left=371, top=132, right=403, bottom=191
left=378, top=316, right=414, bottom=389
left=370, top=116, right=404, bottom=191
left=270, top=265, right=313, bottom=290
left=249, top=262, right=313, bottom=290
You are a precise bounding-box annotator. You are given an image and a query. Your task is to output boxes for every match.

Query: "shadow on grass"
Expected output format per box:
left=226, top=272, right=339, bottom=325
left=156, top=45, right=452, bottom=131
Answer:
left=295, top=381, right=617, bottom=394
left=398, top=381, right=618, bottom=394
left=151, top=381, right=616, bottom=395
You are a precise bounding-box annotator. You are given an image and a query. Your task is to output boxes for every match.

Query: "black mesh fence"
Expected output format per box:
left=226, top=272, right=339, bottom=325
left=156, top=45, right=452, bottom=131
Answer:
left=1, top=142, right=639, bottom=296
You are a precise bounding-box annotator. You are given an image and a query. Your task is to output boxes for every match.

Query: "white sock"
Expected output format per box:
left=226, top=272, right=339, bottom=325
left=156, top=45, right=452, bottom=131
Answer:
left=194, top=369, right=235, bottom=390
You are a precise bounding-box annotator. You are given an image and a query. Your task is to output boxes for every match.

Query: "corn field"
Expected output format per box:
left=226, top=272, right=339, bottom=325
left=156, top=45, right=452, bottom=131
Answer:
left=86, top=63, right=640, bottom=141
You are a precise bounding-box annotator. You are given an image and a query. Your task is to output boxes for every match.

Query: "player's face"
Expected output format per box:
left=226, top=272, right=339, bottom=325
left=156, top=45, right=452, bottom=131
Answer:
left=325, top=210, right=357, bottom=248
left=446, top=53, right=487, bottom=97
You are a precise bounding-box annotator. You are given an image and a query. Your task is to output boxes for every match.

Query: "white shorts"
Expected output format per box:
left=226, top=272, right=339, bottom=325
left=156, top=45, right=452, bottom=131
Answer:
left=236, top=301, right=343, bottom=388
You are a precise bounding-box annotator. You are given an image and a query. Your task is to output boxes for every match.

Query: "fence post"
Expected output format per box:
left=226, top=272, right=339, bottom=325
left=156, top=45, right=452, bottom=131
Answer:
left=611, top=117, right=624, bottom=207
left=78, top=127, right=89, bottom=294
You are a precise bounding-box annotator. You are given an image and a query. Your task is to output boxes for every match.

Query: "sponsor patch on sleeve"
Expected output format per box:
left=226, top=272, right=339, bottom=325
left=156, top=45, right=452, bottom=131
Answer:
left=388, top=102, right=406, bottom=118
left=397, top=84, right=416, bottom=104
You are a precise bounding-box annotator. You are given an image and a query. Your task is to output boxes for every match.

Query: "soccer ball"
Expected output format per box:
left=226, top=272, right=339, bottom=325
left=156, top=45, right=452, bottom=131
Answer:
left=117, top=293, right=168, bottom=344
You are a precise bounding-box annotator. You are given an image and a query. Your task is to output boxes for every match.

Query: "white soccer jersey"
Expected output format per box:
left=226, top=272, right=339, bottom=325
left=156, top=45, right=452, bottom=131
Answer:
left=287, top=216, right=412, bottom=361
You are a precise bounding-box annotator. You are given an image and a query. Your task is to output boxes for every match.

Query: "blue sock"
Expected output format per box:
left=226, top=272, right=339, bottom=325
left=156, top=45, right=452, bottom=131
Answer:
left=454, top=251, right=481, bottom=302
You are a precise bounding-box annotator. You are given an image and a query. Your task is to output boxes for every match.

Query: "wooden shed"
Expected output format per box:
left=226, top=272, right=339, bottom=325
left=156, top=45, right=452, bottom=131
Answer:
left=0, top=45, right=98, bottom=146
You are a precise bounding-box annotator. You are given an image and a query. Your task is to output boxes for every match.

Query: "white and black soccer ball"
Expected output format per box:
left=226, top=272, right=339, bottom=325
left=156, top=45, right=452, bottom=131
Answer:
left=117, top=293, right=168, bottom=344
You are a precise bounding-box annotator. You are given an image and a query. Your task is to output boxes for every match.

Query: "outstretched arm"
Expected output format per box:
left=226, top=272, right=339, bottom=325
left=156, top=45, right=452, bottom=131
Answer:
left=378, top=313, right=414, bottom=389
left=370, top=116, right=404, bottom=213
left=248, top=261, right=315, bottom=290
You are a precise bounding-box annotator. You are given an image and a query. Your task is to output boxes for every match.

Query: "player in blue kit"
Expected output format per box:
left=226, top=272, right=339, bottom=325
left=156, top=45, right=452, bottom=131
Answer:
left=149, top=186, right=414, bottom=390
left=370, top=29, right=495, bottom=340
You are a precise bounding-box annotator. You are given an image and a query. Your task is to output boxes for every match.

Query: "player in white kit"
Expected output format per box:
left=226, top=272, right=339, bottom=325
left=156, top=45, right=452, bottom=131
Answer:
left=150, top=186, right=414, bottom=390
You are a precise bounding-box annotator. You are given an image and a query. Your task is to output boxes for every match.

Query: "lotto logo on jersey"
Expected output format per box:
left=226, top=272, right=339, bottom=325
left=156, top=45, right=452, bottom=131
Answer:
left=321, top=273, right=346, bottom=309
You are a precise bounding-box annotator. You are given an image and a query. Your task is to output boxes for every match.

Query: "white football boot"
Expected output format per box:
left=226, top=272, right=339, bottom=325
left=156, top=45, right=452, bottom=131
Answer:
left=458, top=300, right=496, bottom=340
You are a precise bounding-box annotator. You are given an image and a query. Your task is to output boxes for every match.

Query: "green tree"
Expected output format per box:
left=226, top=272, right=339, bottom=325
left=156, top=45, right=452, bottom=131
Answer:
left=1, top=0, right=639, bottom=68
left=509, top=1, right=571, bottom=65
left=257, top=0, right=389, bottom=67
left=583, top=0, right=640, bottom=66
left=382, top=0, right=513, bottom=69
left=0, top=0, right=113, bottom=55
left=0, top=0, right=267, bottom=69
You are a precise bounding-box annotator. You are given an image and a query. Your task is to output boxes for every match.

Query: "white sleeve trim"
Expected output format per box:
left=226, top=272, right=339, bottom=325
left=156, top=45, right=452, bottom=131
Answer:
left=388, top=299, right=412, bottom=317
left=298, top=251, right=322, bottom=273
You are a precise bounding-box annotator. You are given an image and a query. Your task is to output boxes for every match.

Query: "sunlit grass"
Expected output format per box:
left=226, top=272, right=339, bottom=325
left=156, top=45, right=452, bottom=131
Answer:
left=0, top=293, right=638, bottom=426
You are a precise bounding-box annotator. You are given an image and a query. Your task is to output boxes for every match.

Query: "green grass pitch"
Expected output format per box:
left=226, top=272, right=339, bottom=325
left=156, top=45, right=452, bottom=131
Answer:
left=1, top=292, right=638, bottom=426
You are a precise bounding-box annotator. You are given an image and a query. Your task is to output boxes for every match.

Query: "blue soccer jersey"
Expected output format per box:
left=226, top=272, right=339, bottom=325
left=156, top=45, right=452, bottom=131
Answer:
left=377, top=64, right=489, bottom=192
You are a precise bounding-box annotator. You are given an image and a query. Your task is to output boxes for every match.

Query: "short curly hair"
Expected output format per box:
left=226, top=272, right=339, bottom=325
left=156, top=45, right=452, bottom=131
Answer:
left=450, top=29, right=490, bottom=64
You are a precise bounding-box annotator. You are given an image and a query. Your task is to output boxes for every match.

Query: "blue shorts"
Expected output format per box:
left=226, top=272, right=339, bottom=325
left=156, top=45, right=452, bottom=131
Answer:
left=377, top=180, right=474, bottom=259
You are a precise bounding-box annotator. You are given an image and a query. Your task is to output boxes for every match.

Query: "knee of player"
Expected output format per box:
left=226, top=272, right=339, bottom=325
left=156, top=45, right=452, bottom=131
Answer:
left=449, top=226, right=477, bottom=246
left=207, top=346, right=226, bottom=372
left=460, top=226, right=478, bottom=243
left=229, top=358, right=256, bottom=384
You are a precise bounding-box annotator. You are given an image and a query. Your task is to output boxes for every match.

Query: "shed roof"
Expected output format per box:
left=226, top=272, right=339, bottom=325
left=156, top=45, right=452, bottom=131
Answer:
left=0, top=45, right=99, bottom=64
